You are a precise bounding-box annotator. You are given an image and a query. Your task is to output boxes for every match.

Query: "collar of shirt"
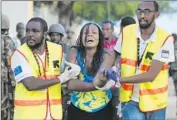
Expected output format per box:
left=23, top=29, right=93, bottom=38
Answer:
left=104, top=37, right=117, bottom=44
left=136, top=25, right=157, bottom=44
left=104, top=38, right=118, bottom=51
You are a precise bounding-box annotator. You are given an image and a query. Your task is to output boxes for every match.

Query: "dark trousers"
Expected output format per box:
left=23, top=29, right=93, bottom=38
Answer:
left=67, top=102, right=113, bottom=120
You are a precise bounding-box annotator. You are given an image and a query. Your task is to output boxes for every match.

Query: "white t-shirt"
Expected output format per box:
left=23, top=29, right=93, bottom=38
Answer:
left=11, top=50, right=65, bottom=120
left=114, top=26, right=175, bottom=102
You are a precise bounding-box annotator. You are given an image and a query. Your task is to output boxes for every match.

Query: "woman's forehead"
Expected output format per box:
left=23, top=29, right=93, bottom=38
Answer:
left=83, top=24, right=99, bottom=31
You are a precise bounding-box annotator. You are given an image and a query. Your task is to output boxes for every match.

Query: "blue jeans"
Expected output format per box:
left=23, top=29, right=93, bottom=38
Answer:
left=121, top=100, right=166, bottom=120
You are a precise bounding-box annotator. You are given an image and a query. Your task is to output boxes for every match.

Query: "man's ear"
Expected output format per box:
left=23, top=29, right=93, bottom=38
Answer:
left=44, top=31, right=48, bottom=39
left=155, top=11, right=160, bottom=18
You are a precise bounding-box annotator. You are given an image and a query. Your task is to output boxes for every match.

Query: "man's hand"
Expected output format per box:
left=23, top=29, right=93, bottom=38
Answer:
left=58, top=62, right=81, bottom=84
left=65, top=61, right=81, bottom=77
left=94, top=79, right=116, bottom=91
left=104, top=68, right=118, bottom=82
left=94, top=66, right=121, bottom=90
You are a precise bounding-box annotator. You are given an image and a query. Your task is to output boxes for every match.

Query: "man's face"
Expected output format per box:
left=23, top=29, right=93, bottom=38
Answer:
left=17, top=24, right=25, bottom=36
left=50, top=32, right=63, bottom=44
left=102, top=23, right=113, bottom=39
left=66, top=30, right=74, bottom=39
left=1, top=29, right=9, bottom=35
left=136, top=2, right=158, bottom=29
left=26, top=21, right=45, bottom=49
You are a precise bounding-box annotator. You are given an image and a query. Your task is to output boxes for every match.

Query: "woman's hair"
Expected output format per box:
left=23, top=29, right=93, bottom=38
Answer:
left=76, top=23, right=104, bottom=75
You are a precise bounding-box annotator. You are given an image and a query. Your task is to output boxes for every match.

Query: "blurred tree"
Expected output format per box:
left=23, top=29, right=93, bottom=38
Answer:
left=34, top=1, right=170, bottom=26
left=72, top=1, right=138, bottom=22
left=72, top=1, right=170, bottom=22
left=57, top=1, right=74, bottom=27
left=34, top=1, right=74, bottom=28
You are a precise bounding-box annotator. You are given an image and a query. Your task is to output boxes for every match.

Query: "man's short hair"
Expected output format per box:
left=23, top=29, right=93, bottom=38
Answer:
left=143, top=1, right=159, bottom=12
left=120, top=16, right=136, bottom=28
left=101, top=20, right=114, bottom=29
left=172, top=33, right=177, bottom=41
left=27, top=17, right=48, bottom=32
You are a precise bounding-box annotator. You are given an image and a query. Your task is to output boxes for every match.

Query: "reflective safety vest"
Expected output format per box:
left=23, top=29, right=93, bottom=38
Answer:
left=120, top=24, right=170, bottom=112
left=12, top=41, right=63, bottom=119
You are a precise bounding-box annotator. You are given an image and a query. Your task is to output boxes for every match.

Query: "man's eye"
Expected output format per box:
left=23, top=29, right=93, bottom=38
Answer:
left=144, top=9, right=151, bottom=14
left=33, top=30, right=38, bottom=32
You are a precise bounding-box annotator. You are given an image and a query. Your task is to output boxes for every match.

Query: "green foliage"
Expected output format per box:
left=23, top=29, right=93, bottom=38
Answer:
left=72, top=1, right=139, bottom=22
left=72, top=1, right=170, bottom=23
left=34, top=1, right=170, bottom=25
left=157, top=1, right=170, bottom=11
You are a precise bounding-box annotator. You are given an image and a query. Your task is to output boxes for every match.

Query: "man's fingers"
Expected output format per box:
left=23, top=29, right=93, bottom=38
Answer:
left=65, top=61, right=73, bottom=67
left=94, top=80, right=116, bottom=91
left=71, top=76, right=77, bottom=79
left=106, top=80, right=116, bottom=88
left=64, top=66, right=70, bottom=72
left=69, top=71, right=79, bottom=78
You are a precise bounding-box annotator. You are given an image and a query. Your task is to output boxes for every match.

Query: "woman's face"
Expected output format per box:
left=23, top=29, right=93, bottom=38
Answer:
left=82, top=24, right=99, bottom=48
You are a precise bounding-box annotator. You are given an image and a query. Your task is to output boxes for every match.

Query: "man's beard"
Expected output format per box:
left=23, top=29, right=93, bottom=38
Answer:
left=139, top=16, right=155, bottom=29
left=51, top=39, right=61, bottom=45
left=27, top=37, right=44, bottom=49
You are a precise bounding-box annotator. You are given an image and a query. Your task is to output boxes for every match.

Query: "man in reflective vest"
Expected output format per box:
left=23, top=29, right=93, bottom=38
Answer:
left=11, top=17, right=80, bottom=120
left=94, top=1, right=175, bottom=120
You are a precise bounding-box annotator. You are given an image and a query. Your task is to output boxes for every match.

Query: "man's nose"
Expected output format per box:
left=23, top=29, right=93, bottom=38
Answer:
left=102, top=30, right=106, bottom=34
left=4, top=30, right=8, bottom=35
left=140, top=12, right=145, bottom=18
left=27, top=31, right=33, bottom=37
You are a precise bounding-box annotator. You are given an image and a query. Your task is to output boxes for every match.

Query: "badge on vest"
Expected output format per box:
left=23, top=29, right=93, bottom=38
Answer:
left=14, top=65, right=22, bottom=76
left=161, top=50, right=169, bottom=59
left=145, top=52, right=154, bottom=60
left=53, top=60, right=60, bottom=68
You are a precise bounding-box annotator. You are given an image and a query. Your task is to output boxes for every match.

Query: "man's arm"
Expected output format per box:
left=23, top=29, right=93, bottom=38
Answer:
left=11, top=51, right=74, bottom=91
left=20, top=63, right=78, bottom=91
left=120, top=36, right=175, bottom=83
left=21, top=77, right=60, bottom=91
left=120, top=60, right=164, bottom=83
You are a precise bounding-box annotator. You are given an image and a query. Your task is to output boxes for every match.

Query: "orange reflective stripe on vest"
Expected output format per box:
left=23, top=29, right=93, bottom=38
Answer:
left=140, top=64, right=169, bottom=71
left=121, top=84, right=133, bottom=91
left=14, top=99, right=47, bottom=106
left=14, top=99, right=61, bottom=106
left=139, top=85, right=168, bottom=96
left=121, top=58, right=169, bottom=71
left=121, top=58, right=137, bottom=66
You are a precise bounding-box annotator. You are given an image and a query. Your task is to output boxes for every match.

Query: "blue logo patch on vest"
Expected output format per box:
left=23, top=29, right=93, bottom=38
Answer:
left=14, top=65, right=22, bottom=76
